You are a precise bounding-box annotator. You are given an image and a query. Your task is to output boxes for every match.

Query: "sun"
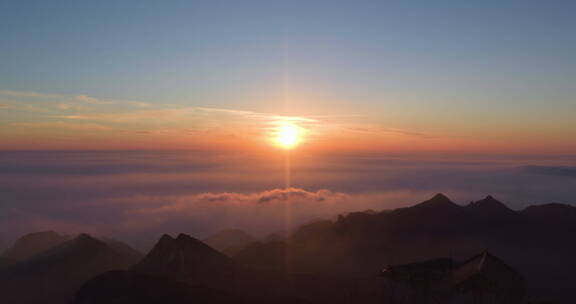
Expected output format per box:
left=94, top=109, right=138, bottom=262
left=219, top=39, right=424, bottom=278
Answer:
left=274, top=122, right=302, bottom=149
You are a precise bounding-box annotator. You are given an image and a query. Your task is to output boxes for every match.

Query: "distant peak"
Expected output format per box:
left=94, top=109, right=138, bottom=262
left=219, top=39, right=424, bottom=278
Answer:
left=18, top=231, right=61, bottom=241
left=30, top=230, right=59, bottom=236
left=433, top=193, right=450, bottom=200
left=469, top=196, right=510, bottom=209
left=73, top=233, right=102, bottom=245
left=154, top=233, right=207, bottom=250
left=132, top=232, right=235, bottom=285
left=77, top=233, right=92, bottom=239
left=424, top=193, right=456, bottom=206
left=159, top=234, right=174, bottom=242
left=177, top=233, right=192, bottom=241
left=410, top=193, right=460, bottom=211
left=522, top=203, right=576, bottom=216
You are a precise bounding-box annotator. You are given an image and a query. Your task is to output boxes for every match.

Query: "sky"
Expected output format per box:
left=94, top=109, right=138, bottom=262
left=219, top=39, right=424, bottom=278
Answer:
left=1, top=0, right=576, bottom=153
left=1, top=1, right=576, bottom=248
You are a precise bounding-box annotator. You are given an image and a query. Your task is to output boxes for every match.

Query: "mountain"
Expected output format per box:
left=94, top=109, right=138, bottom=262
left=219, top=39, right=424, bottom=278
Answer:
left=466, top=195, right=515, bottom=216
left=99, top=236, right=144, bottom=261
left=233, top=194, right=576, bottom=302
left=0, top=234, right=141, bottom=304
left=233, top=240, right=289, bottom=272
left=521, top=203, right=576, bottom=221
left=74, top=270, right=237, bottom=304
left=132, top=233, right=236, bottom=290
left=77, top=234, right=306, bottom=304
left=2, top=231, right=71, bottom=260
left=203, top=229, right=256, bottom=256
left=410, top=193, right=461, bottom=212
left=4, top=195, right=576, bottom=303
left=0, top=256, right=14, bottom=268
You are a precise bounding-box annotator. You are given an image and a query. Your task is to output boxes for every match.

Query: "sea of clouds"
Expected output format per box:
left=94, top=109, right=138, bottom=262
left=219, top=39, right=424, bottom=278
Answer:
left=1, top=150, right=575, bottom=250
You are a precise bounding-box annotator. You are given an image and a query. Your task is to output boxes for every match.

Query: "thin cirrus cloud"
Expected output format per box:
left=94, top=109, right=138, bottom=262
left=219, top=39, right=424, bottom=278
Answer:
left=0, top=89, right=52, bottom=98
left=10, top=121, right=113, bottom=130
left=0, top=88, right=446, bottom=151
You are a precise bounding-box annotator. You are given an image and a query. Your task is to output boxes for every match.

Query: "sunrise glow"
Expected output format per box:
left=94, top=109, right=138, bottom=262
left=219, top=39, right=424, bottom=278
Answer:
left=274, top=122, right=302, bottom=149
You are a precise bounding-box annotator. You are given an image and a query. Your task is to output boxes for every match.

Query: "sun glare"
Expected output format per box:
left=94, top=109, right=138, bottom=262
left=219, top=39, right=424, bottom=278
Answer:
left=274, top=122, right=302, bottom=149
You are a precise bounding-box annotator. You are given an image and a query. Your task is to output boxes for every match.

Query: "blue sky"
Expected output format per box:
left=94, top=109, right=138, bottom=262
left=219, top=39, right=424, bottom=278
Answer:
left=2, top=1, right=576, bottom=109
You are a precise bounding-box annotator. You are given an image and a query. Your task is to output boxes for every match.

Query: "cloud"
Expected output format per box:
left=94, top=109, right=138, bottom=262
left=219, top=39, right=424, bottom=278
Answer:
left=56, top=107, right=323, bottom=142
left=0, top=89, right=50, bottom=98
left=94, top=187, right=417, bottom=243
left=348, top=127, right=438, bottom=139
left=1, top=150, right=576, bottom=250
left=59, top=107, right=317, bottom=125
left=3, top=102, right=54, bottom=113
left=134, top=188, right=351, bottom=214
left=3, top=88, right=443, bottom=151
left=11, top=121, right=112, bottom=130
left=522, top=165, right=576, bottom=178
left=74, top=94, right=114, bottom=104
left=72, top=94, right=152, bottom=108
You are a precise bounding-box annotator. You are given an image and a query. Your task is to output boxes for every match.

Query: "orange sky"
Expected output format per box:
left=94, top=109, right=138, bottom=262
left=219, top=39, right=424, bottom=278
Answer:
left=1, top=90, right=575, bottom=155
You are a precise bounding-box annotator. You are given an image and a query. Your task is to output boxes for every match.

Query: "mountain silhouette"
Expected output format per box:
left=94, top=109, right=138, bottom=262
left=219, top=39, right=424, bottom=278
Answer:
left=4, top=195, right=575, bottom=303
left=381, top=251, right=526, bottom=304
left=521, top=202, right=576, bottom=220
left=0, top=234, right=142, bottom=304
left=233, top=194, right=576, bottom=302
left=2, top=231, right=71, bottom=260
left=412, top=193, right=459, bottom=210
left=467, top=195, right=514, bottom=213
left=76, top=233, right=308, bottom=304
left=74, top=270, right=237, bottom=304
left=132, top=233, right=236, bottom=290
left=0, top=257, right=14, bottom=269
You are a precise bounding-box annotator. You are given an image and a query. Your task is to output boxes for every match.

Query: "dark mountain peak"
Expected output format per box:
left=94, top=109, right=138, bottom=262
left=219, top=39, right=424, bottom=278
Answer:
left=133, top=233, right=235, bottom=289
left=37, top=234, right=110, bottom=260
left=176, top=233, right=195, bottom=242
left=433, top=193, right=450, bottom=200
left=521, top=203, right=576, bottom=218
left=175, top=233, right=216, bottom=250
left=466, top=195, right=514, bottom=215
left=146, top=233, right=206, bottom=254
left=28, top=230, right=59, bottom=238
left=72, top=233, right=104, bottom=246
left=0, top=233, right=142, bottom=304
left=414, top=193, right=459, bottom=210
left=157, top=234, right=175, bottom=245
left=76, top=233, right=95, bottom=241
left=2, top=230, right=70, bottom=260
